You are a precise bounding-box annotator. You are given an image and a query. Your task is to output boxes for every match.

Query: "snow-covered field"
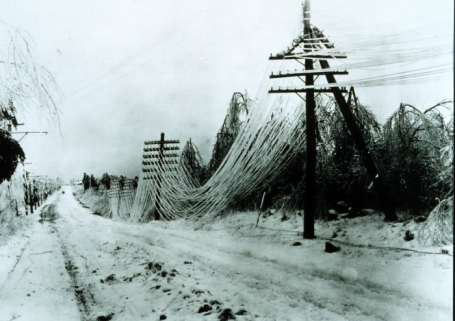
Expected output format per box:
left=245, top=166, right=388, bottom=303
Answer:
left=0, top=186, right=452, bottom=321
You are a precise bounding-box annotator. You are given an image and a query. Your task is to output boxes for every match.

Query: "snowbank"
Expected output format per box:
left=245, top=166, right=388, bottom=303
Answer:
left=74, top=186, right=111, bottom=218
left=193, top=209, right=453, bottom=253
left=76, top=185, right=453, bottom=253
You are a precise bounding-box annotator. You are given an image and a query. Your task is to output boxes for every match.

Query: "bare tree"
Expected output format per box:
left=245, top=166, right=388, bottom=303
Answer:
left=0, top=22, right=59, bottom=122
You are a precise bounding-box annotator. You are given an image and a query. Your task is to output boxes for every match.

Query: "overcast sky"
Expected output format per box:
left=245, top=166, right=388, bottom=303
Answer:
left=1, top=0, right=453, bottom=181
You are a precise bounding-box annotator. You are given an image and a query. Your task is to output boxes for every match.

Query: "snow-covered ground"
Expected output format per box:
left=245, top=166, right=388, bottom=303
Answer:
left=74, top=187, right=111, bottom=218
left=0, top=186, right=452, bottom=321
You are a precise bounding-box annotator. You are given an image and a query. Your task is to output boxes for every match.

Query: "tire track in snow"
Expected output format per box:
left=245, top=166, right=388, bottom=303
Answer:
left=54, top=205, right=145, bottom=320
left=51, top=223, right=96, bottom=321
left=0, top=234, right=31, bottom=294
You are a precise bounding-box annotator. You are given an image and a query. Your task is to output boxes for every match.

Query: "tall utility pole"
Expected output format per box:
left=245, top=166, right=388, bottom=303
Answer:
left=303, top=0, right=316, bottom=239
left=268, top=0, right=397, bottom=239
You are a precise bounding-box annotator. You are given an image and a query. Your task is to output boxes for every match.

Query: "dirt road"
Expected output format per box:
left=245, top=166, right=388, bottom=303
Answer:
left=0, top=187, right=451, bottom=321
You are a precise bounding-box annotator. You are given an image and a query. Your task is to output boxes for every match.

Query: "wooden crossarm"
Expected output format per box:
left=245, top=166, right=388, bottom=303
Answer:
left=142, top=168, right=177, bottom=174
left=142, top=160, right=179, bottom=166
left=142, top=153, right=179, bottom=159
left=143, top=154, right=180, bottom=159
left=269, top=87, right=348, bottom=94
left=270, top=69, right=348, bottom=78
left=144, top=139, right=180, bottom=145
left=269, top=53, right=347, bottom=60
left=143, top=146, right=180, bottom=152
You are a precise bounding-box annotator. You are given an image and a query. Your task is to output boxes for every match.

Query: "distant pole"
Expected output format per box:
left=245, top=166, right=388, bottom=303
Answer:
left=303, top=0, right=316, bottom=239
left=142, top=133, right=180, bottom=221
left=154, top=132, right=165, bottom=220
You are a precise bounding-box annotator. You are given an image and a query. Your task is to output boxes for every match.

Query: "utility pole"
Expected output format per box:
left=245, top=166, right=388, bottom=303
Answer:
left=303, top=0, right=316, bottom=239
left=142, top=133, right=180, bottom=220
left=268, top=0, right=397, bottom=238
left=155, top=132, right=165, bottom=220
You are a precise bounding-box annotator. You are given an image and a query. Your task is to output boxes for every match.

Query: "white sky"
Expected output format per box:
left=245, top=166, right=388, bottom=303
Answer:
left=1, top=0, right=453, bottom=180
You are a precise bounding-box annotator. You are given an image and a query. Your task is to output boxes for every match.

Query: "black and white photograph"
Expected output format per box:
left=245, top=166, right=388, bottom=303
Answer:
left=0, top=0, right=453, bottom=320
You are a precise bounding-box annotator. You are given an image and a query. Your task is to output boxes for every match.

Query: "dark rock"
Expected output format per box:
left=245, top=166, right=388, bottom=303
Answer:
left=161, top=271, right=168, bottom=278
left=184, top=261, right=192, bottom=264
left=404, top=230, right=414, bottom=241
left=331, top=231, right=338, bottom=238
left=145, top=262, right=163, bottom=273
left=96, top=313, right=114, bottom=321
left=210, top=299, right=221, bottom=306
left=325, top=242, right=340, bottom=253
left=291, top=241, right=302, bottom=246
left=414, top=216, right=426, bottom=223
left=105, top=274, right=115, bottom=282
left=335, top=201, right=349, bottom=213
left=218, top=308, right=236, bottom=321
left=192, top=289, right=204, bottom=296
left=198, top=304, right=213, bottom=313
left=235, top=309, right=248, bottom=316
left=159, top=314, right=167, bottom=320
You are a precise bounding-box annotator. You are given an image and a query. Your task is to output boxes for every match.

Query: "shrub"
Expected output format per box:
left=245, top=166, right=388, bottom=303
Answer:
left=0, top=130, right=25, bottom=184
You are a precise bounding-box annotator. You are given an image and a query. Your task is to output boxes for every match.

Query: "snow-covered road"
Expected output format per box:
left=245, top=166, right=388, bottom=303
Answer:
left=0, top=187, right=452, bottom=321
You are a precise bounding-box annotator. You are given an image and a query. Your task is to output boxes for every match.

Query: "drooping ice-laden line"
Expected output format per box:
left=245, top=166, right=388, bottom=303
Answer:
left=126, top=92, right=306, bottom=221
